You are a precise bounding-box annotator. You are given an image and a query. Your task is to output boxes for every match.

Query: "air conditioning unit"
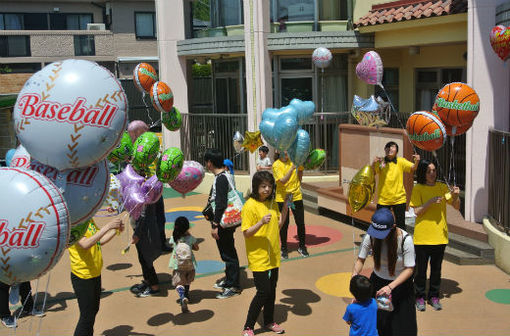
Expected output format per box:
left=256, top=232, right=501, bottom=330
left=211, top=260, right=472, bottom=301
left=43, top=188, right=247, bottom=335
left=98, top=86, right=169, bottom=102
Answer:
left=87, top=23, right=106, bottom=31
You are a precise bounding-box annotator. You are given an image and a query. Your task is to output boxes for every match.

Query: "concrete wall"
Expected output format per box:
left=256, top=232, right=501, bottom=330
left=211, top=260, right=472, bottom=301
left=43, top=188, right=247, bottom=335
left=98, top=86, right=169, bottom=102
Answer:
left=0, top=2, right=103, bottom=22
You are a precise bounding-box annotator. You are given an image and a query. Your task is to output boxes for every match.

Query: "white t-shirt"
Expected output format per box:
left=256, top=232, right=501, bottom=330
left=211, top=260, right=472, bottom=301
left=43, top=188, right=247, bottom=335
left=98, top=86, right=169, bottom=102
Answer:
left=358, top=229, right=415, bottom=280
left=257, top=157, right=272, bottom=168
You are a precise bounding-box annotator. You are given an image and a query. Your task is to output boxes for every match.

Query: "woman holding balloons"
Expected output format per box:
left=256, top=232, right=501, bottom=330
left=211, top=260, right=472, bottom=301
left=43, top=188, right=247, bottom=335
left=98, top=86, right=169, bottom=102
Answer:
left=410, top=160, right=460, bottom=312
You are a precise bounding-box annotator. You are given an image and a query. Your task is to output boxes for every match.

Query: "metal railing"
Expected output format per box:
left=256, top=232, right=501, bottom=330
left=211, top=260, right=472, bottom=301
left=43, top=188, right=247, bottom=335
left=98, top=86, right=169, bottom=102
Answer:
left=488, top=129, right=510, bottom=235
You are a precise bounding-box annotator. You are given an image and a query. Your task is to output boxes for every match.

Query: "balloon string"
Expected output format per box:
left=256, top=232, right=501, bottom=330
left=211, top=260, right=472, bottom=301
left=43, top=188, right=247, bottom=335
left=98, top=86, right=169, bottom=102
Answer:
left=321, top=68, right=325, bottom=121
left=432, top=151, right=451, bottom=190
left=449, top=136, right=457, bottom=187
left=35, top=272, right=51, bottom=336
left=141, top=93, right=155, bottom=126
left=351, top=217, right=356, bottom=260
left=378, top=84, right=418, bottom=154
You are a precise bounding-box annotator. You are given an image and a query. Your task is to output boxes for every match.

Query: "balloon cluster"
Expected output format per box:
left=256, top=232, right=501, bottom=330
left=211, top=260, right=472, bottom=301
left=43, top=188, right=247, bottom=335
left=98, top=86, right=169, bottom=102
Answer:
left=348, top=165, right=376, bottom=213
left=260, top=99, right=315, bottom=166
left=2, top=59, right=129, bottom=284
left=133, top=62, right=181, bottom=133
left=351, top=95, right=390, bottom=127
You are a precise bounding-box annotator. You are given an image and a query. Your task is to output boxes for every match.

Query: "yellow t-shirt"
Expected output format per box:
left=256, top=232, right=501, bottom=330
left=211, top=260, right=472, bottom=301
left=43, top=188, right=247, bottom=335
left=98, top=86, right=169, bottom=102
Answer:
left=68, top=220, right=103, bottom=279
left=375, top=157, right=413, bottom=205
left=410, top=182, right=452, bottom=245
left=241, top=198, right=281, bottom=272
left=272, top=159, right=303, bottom=202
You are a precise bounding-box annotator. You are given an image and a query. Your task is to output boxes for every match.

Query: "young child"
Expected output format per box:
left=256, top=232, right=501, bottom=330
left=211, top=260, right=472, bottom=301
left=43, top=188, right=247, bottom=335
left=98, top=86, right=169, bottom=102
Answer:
left=241, top=171, right=290, bottom=336
left=169, top=216, right=199, bottom=313
left=256, top=146, right=272, bottom=171
left=343, top=275, right=378, bottom=336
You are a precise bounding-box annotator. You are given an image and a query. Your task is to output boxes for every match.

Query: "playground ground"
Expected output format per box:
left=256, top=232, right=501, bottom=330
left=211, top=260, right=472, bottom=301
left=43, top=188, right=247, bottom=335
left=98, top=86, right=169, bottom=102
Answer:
left=8, top=191, right=510, bottom=336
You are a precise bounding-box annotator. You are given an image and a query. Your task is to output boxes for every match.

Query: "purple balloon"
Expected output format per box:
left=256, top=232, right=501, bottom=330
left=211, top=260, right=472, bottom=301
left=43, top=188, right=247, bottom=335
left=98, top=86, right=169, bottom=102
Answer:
left=142, top=175, right=163, bottom=204
left=116, top=164, right=145, bottom=194
left=123, top=184, right=145, bottom=220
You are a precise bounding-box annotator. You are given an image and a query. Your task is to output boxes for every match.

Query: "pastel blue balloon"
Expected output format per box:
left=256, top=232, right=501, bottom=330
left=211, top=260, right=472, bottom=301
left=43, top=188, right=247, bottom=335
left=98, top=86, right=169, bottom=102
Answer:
left=259, top=119, right=277, bottom=147
left=5, top=149, right=15, bottom=167
left=290, top=100, right=315, bottom=125
left=278, top=105, right=298, bottom=121
left=288, top=129, right=311, bottom=166
left=262, top=108, right=280, bottom=121
left=274, top=115, right=298, bottom=151
left=359, top=96, right=380, bottom=112
left=303, top=101, right=315, bottom=114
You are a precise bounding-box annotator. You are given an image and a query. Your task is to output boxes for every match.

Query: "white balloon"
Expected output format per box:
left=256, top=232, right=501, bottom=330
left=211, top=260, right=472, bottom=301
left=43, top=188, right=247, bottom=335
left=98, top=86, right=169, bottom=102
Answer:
left=13, top=59, right=128, bottom=170
left=0, top=167, right=70, bottom=284
left=104, top=173, right=122, bottom=213
left=312, top=47, right=333, bottom=69
left=9, top=144, right=31, bottom=169
left=30, top=160, right=110, bottom=226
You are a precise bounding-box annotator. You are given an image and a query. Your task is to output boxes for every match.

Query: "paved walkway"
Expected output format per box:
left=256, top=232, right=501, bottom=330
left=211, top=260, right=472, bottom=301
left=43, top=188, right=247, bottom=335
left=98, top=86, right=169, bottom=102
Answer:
left=9, top=192, right=510, bottom=335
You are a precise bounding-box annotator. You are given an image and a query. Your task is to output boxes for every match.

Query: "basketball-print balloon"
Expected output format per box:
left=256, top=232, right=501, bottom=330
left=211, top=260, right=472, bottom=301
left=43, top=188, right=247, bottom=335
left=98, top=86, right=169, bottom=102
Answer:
left=406, top=111, right=446, bottom=152
left=0, top=168, right=70, bottom=284
left=312, top=47, right=333, bottom=69
left=356, top=51, right=383, bottom=85
left=162, top=107, right=182, bottom=131
left=169, top=161, right=205, bottom=196
left=150, top=81, right=174, bottom=113
left=30, top=159, right=109, bottom=226
left=67, top=220, right=90, bottom=247
left=133, top=63, right=158, bottom=93
left=131, top=132, right=160, bottom=172
left=157, top=147, right=184, bottom=183
left=433, top=82, right=480, bottom=128
left=9, top=144, right=31, bottom=168
left=444, top=122, right=472, bottom=136
left=304, top=148, right=326, bottom=170
left=107, top=131, right=133, bottom=164
left=13, top=59, right=128, bottom=170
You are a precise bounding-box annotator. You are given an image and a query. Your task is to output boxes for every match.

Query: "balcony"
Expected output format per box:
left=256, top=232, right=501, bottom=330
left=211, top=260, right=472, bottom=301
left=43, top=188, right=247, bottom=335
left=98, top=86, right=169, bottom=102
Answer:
left=0, top=30, right=114, bottom=62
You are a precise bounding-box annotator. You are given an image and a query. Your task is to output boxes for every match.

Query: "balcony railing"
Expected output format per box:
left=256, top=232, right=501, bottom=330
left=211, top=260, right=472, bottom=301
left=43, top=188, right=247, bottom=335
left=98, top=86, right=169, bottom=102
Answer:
left=488, top=128, right=510, bottom=235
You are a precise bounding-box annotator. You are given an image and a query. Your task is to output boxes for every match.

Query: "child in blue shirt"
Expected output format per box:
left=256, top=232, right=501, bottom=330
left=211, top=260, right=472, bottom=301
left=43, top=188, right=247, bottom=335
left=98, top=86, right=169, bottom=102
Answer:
left=343, top=275, right=378, bottom=336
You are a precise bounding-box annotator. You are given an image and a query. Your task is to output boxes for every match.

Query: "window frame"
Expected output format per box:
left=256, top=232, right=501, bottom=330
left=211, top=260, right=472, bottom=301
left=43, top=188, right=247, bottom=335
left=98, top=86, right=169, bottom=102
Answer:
left=414, top=67, right=466, bottom=111
left=134, top=11, right=157, bottom=40
left=0, top=35, right=31, bottom=57
left=74, top=35, right=96, bottom=56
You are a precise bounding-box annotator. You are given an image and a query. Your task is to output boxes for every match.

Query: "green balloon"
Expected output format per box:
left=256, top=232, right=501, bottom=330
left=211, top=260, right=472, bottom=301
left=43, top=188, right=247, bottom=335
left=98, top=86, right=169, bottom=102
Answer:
left=162, top=107, right=182, bottom=131
left=157, top=147, right=184, bottom=183
left=132, top=132, right=160, bottom=171
left=67, top=220, right=91, bottom=247
left=304, top=148, right=326, bottom=170
left=108, top=131, right=133, bottom=164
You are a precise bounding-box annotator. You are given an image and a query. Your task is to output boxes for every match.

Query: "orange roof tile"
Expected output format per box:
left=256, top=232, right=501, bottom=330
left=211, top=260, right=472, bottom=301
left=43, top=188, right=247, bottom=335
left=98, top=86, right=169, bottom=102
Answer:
left=355, top=0, right=467, bottom=28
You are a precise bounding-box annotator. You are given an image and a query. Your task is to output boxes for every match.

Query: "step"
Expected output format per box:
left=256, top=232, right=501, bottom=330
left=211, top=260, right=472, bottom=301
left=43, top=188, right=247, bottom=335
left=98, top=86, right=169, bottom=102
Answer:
left=302, top=198, right=319, bottom=215
left=444, top=246, right=494, bottom=265
left=301, top=188, right=318, bottom=203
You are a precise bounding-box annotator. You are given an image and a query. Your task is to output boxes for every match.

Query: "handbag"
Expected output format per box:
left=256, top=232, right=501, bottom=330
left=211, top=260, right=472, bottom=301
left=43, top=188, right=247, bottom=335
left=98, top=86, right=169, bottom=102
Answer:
left=210, top=172, right=245, bottom=228
left=202, top=201, right=214, bottom=221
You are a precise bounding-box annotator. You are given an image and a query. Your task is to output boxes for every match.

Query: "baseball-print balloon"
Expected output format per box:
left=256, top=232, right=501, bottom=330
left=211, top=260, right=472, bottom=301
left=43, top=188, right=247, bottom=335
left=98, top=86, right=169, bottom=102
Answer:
left=30, top=159, right=110, bottom=226
left=13, top=59, right=128, bottom=170
left=9, top=144, right=31, bottom=168
left=0, top=168, right=70, bottom=285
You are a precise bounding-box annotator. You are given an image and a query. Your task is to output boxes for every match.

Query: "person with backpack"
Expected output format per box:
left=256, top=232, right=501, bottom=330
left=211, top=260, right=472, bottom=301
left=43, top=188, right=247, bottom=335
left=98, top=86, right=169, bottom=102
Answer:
left=352, top=208, right=417, bottom=336
left=169, top=216, right=199, bottom=313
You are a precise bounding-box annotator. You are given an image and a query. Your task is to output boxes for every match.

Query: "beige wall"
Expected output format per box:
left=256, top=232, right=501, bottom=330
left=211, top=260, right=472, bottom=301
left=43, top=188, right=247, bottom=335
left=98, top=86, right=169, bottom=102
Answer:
left=0, top=2, right=103, bottom=22
left=353, top=0, right=388, bottom=22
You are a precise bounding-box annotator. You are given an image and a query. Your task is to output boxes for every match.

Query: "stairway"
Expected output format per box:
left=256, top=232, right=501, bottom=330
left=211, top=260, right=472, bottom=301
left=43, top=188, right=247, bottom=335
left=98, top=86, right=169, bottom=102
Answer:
left=301, top=182, right=494, bottom=265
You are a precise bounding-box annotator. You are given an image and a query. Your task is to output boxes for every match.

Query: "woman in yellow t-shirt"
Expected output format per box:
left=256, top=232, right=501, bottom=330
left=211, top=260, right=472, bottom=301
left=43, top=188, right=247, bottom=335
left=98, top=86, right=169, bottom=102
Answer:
left=272, top=151, right=308, bottom=259
left=68, top=218, right=124, bottom=336
left=241, top=171, right=290, bottom=336
left=410, top=160, right=460, bottom=312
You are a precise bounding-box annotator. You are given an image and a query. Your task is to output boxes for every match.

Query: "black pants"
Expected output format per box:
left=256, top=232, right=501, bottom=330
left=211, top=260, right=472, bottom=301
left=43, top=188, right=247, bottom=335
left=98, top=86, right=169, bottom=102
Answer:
left=414, top=244, right=446, bottom=299
left=216, top=226, right=240, bottom=289
left=71, top=273, right=101, bottom=336
left=244, top=268, right=279, bottom=330
left=0, top=281, right=33, bottom=318
left=135, top=244, right=159, bottom=286
left=155, top=196, right=167, bottom=245
left=278, top=200, right=306, bottom=251
left=370, top=272, right=417, bottom=336
left=377, top=203, right=407, bottom=230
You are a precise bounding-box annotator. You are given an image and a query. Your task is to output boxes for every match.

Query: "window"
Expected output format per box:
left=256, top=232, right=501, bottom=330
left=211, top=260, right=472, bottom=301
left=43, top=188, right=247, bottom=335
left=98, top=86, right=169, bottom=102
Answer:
left=0, top=36, right=30, bottom=57
left=415, top=68, right=464, bottom=111
left=280, top=57, right=312, bottom=71
left=0, top=14, right=23, bottom=30
left=50, top=13, right=93, bottom=30
left=0, top=63, right=40, bottom=73
left=74, top=35, right=95, bottom=56
left=210, top=0, right=243, bottom=27
left=375, top=68, right=399, bottom=111
left=319, top=0, right=348, bottom=20
left=135, top=12, right=156, bottom=39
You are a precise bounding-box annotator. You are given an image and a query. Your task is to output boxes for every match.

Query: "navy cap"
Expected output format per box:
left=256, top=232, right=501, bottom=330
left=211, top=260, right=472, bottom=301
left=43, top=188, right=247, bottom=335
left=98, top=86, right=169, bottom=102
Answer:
left=367, top=208, right=394, bottom=239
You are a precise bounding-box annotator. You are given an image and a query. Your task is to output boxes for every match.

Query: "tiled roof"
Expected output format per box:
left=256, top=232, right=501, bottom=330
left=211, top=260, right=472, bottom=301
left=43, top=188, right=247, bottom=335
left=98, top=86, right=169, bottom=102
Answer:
left=355, top=0, right=468, bottom=28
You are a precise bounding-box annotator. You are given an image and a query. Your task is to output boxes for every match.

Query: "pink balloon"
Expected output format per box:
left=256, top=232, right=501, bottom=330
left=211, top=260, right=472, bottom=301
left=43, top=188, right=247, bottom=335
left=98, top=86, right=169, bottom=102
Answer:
left=356, top=51, right=383, bottom=85
left=142, top=175, right=163, bottom=204
left=168, top=161, right=205, bottom=196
